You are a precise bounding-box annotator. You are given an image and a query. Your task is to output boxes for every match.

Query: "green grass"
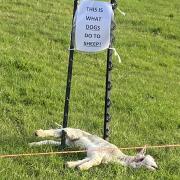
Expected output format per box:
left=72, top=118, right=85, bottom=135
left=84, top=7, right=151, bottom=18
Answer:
left=0, top=0, right=180, bottom=179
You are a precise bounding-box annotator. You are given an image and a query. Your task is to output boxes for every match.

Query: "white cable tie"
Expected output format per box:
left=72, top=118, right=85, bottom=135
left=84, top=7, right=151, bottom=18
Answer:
left=55, top=122, right=62, bottom=128
left=68, top=48, right=75, bottom=51
left=109, top=48, right=122, bottom=63
left=117, top=8, right=126, bottom=16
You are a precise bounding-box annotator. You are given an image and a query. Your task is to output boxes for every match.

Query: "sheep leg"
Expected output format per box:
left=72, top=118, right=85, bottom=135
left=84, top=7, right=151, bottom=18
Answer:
left=66, top=157, right=91, bottom=168
left=29, top=140, right=61, bottom=147
left=34, top=129, right=62, bottom=138
left=78, top=157, right=102, bottom=170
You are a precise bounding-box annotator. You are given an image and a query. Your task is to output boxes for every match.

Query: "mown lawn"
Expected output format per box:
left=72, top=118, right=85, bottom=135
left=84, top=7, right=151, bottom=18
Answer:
left=0, top=0, right=180, bottom=179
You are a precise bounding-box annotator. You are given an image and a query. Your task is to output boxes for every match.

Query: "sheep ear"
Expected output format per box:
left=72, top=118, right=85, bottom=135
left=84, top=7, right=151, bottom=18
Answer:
left=135, top=146, right=146, bottom=162
left=138, top=146, right=146, bottom=156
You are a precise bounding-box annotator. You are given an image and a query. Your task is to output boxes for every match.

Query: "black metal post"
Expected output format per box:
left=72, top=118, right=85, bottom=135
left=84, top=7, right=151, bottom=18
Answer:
left=103, top=0, right=117, bottom=141
left=61, top=0, right=78, bottom=147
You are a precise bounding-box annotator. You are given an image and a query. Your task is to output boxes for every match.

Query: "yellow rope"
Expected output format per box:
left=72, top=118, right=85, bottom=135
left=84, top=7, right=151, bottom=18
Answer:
left=0, top=144, right=180, bottom=158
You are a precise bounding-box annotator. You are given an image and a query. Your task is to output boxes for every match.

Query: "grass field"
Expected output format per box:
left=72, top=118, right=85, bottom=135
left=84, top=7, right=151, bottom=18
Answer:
left=0, top=0, right=180, bottom=179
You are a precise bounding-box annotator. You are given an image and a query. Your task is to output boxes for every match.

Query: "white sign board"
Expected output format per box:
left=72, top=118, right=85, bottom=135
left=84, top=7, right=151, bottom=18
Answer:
left=75, top=0, right=114, bottom=52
